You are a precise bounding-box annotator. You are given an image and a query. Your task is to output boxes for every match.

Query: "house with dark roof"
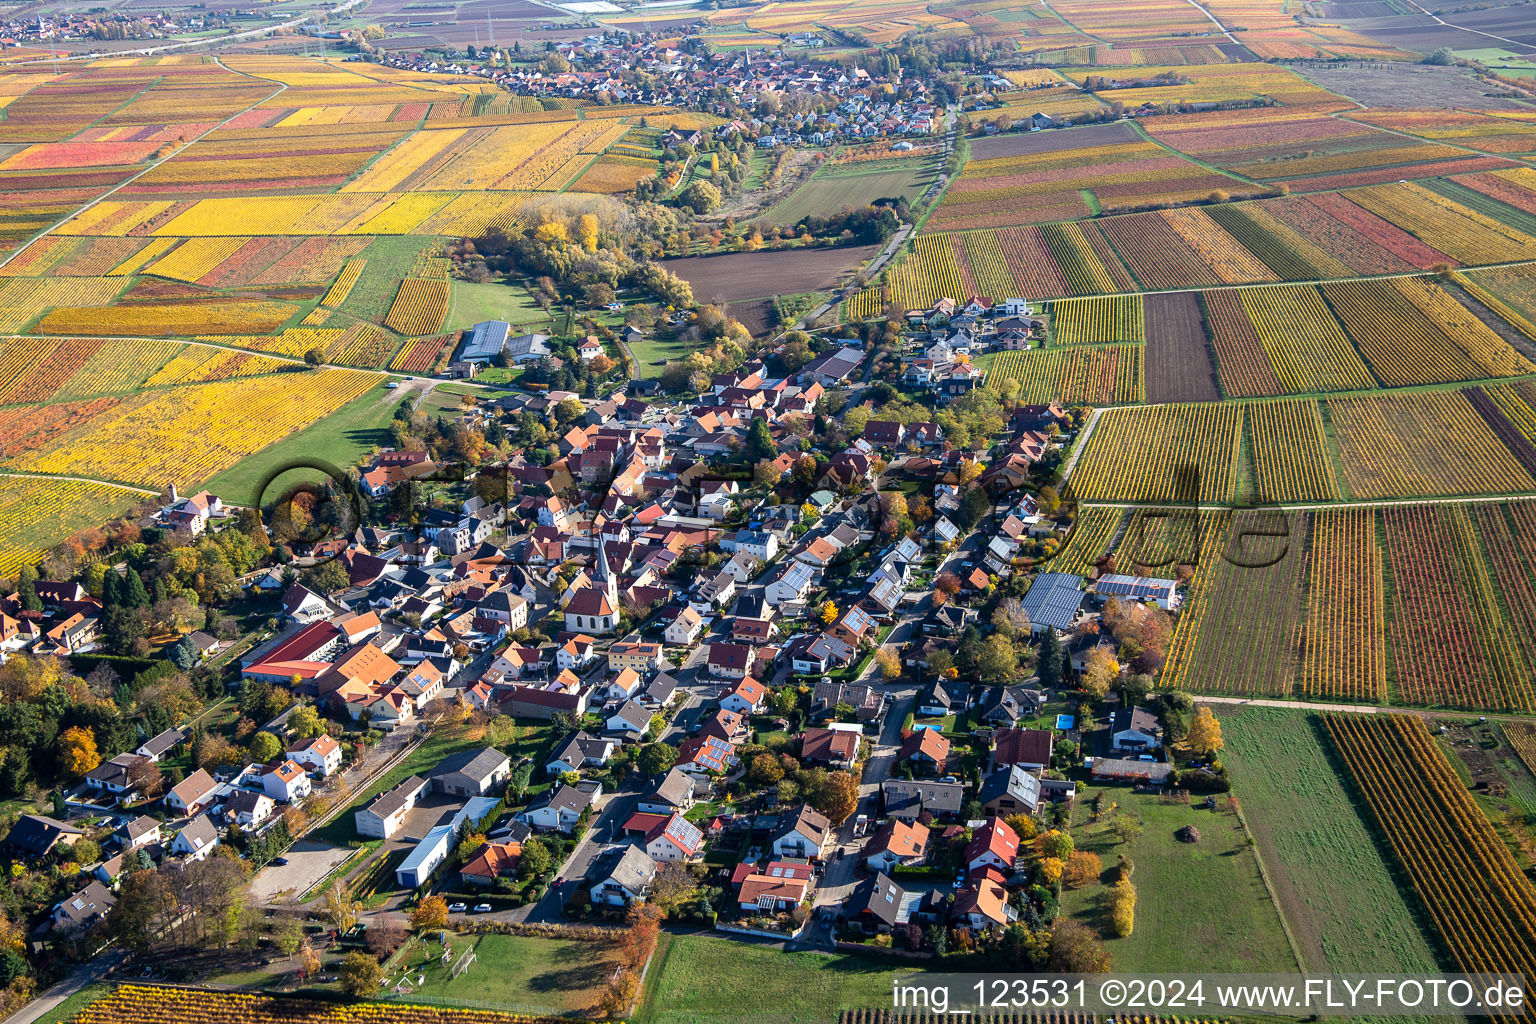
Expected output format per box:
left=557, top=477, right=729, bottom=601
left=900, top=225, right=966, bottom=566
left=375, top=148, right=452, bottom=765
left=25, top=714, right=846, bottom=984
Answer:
left=880, top=778, right=964, bottom=820
left=799, top=726, right=861, bottom=769
left=591, top=844, right=656, bottom=906
left=846, top=872, right=907, bottom=933
left=978, top=765, right=1042, bottom=817
left=991, top=727, right=1053, bottom=773
left=546, top=732, right=617, bottom=776
left=771, top=805, right=830, bottom=860
left=638, top=768, right=697, bottom=816
left=1019, top=572, right=1084, bottom=634
left=430, top=747, right=511, bottom=797
left=1111, top=707, right=1163, bottom=753
left=3, top=814, right=82, bottom=858
left=135, top=728, right=186, bottom=762
left=51, top=881, right=116, bottom=933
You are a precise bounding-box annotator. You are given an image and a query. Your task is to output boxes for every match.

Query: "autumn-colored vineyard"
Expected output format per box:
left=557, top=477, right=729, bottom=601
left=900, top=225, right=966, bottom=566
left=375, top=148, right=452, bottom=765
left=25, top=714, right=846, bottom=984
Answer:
left=384, top=278, right=450, bottom=336
left=70, top=985, right=588, bottom=1024
left=1301, top=508, right=1385, bottom=702
left=1071, top=403, right=1242, bottom=503
left=1325, top=714, right=1536, bottom=1007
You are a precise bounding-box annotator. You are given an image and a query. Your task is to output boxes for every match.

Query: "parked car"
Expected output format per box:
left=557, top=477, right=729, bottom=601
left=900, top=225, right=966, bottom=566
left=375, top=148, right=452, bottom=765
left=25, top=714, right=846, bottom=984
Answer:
left=473, top=904, right=492, bottom=913
left=271, top=857, right=289, bottom=866
left=448, top=902, right=467, bottom=912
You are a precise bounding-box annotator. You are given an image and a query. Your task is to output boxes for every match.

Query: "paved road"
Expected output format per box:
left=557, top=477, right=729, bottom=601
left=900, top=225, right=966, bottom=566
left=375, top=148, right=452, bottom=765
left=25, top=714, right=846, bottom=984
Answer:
left=504, top=788, right=641, bottom=923
left=6, top=952, right=125, bottom=1024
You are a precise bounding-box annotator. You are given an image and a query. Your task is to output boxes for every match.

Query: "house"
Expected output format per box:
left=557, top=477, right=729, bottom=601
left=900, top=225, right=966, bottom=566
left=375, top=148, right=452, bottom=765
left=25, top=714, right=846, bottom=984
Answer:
left=281, top=584, right=338, bottom=625
left=355, top=776, right=427, bottom=839
left=881, top=779, right=965, bottom=820
left=771, top=804, right=831, bottom=860
left=765, top=560, right=815, bottom=607
left=676, top=733, right=736, bottom=776
left=136, top=728, right=185, bottom=762
left=638, top=673, right=677, bottom=711
left=864, top=819, right=929, bottom=873
left=171, top=815, right=220, bottom=862
left=638, top=768, right=697, bottom=816
left=163, top=489, right=225, bottom=537
left=718, top=675, right=766, bottom=714
left=847, top=872, right=907, bottom=933
left=51, top=881, right=116, bottom=933
left=520, top=782, right=599, bottom=832
left=706, top=642, right=756, bottom=682
left=547, top=732, right=617, bottom=776
left=592, top=844, right=657, bottom=906
left=431, top=747, right=511, bottom=797
left=3, top=814, right=82, bottom=858
left=799, top=726, right=861, bottom=770
left=976, top=685, right=1043, bottom=727
left=461, top=841, right=521, bottom=887
left=952, top=876, right=1015, bottom=931
left=605, top=699, right=651, bottom=740
left=165, top=767, right=218, bottom=815
left=917, top=678, right=968, bottom=717
left=625, top=811, right=705, bottom=861
left=608, top=640, right=663, bottom=675
left=1096, top=573, right=1181, bottom=610
left=118, top=815, right=162, bottom=850
left=663, top=606, right=704, bottom=646
left=1111, top=707, right=1163, bottom=753
left=898, top=728, right=951, bottom=774
left=861, top=420, right=905, bottom=448
left=801, top=346, right=862, bottom=386
left=737, top=869, right=811, bottom=913
left=557, top=634, right=599, bottom=673
left=992, top=728, right=1053, bottom=772
left=287, top=735, right=342, bottom=777
left=963, top=819, right=1019, bottom=876
left=978, top=765, right=1042, bottom=817
left=1019, top=572, right=1084, bottom=634
left=479, top=590, right=530, bottom=630
left=84, top=753, right=149, bottom=801
left=226, top=789, right=276, bottom=827
left=257, top=760, right=311, bottom=804
left=396, top=796, right=500, bottom=889
left=735, top=529, right=779, bottom=562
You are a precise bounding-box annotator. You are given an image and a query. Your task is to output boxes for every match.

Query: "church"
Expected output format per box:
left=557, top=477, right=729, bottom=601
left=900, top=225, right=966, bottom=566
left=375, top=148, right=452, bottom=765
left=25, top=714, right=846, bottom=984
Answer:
left=565, top=541, right=621, bottom=634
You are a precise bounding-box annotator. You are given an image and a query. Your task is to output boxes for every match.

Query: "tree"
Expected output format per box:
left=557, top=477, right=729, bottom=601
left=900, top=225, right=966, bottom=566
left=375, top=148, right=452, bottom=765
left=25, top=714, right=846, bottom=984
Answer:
left=1004, top=813, right=1038, bottom=842
left=978, top=634, right=1019, bottom=684
left=874, top=647, right=901, bottom=680
left=1039, top=856, right=1064, bottom=884
left=519, top=838, right=552, bottom=878
left=287, top=703, right=323, bottom=741
left=1062, top=850, right=1102, bottom=889
left=298, top=939, right=322, bottom=978
left=123, top=567, right=150, bottom=608
left=746, top=418, right=777, bottom=461
left=815, top=771, right=859, bottom=825
left=1110, top=816, right=1143, bottom=845
left=678, top=180, right=722, bottom=215
left=649, top=863, right=699, bottom=913
left=819, top=600, right=838, bottom=626
left=324, top=880, right=361, bottom=934
left=365, top=915, right=407, bottom=958
left=990, top=597, right=1030, bottom=638
left=247, top=731, right=282, bottom=763
left=1038, top=828, right=1074, bottom=860
left=934, top=571, right=961, bottom=599
left=748, top=753, right=784, bottom=786
left=337, top=951, right=385, bottom=999
left=59, top=725, right=100, bottom=777
left=127, top=755, right=166, bottom=798
left=1048, top=919, right=1112, bottom=973
left=1081, top=647, right=1121, bottom=699
left=304, top=347, right=326, bottom=367
left=1187, top=706, right=1224, bottom=756
left=1038, top=628, right=1065, bottom=689
left=410, top=894, right=449, bottom=931
left=637, top=743, right=677, bottom=777
left=271, top=915, right=304, bottom=956
left=509, top=762, right=534, bottom=801
left=1109, top=878, right=1137, bottom=937
left=1423, top=45, right=1455, bottom=64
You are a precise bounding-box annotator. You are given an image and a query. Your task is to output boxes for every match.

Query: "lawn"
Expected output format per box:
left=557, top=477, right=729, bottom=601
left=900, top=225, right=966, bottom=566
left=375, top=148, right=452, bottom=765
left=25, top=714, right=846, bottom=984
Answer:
left=201, top=382, right=405, bottom=505
left=1058, top=788, right=1297, bottom=973
left=767, top=162, right=934, bottom=225
left=1213, top=707, right=1445, bottom=976
left=638, top=933, right=894, bottom=1024
left=629, top=334, right=694, bottom=377
left=391, top=932, right=623, bottom=1015
left=446, top=280, right=554, bottom=332
left=29, top=982, right=111, bottom=1024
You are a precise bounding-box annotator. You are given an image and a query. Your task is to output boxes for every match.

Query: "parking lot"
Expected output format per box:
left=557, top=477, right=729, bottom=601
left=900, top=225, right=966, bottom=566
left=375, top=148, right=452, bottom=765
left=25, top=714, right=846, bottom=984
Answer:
left=249, top=838, right=355, bottom=902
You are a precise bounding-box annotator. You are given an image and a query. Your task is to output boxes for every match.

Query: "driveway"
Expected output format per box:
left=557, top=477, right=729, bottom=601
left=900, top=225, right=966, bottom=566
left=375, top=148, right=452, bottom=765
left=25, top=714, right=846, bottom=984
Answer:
left=506, top=787, right=641, bottom=923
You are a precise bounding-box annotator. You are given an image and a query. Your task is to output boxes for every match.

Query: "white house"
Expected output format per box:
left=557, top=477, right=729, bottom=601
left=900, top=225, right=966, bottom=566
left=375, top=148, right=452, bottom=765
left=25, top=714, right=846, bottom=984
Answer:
left=171, top=816, right=220, bottom=862
left=663, top=606, right=704, bottom=646
left=165, top=768, right=218, bottom=816
left=258, top=759, right=312, bottom=804
left=765, top=561, right=815, bottom=607
left=771, top=805, right=831, bottom=861
left=286, top=735, right=342, bottom=777
left=592, top=845, right=656, bottom=906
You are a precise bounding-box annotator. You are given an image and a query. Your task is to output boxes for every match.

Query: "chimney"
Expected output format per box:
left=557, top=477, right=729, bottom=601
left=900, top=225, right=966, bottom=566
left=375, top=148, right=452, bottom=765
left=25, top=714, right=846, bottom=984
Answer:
left=169, top=483, right=179, bottom=504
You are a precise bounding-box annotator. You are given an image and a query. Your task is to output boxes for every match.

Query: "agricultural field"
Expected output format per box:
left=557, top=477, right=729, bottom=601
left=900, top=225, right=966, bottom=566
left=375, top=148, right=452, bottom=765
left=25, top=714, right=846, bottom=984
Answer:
left=767, top=160, right=935, bottom=225
left=1051, top=295, right=1144, bottom=344
left=989, top=344, right=1143, bottom=404
left=1070, top=403, right=1243, bottom=503
left=1218, top=708, right=1446, bottom=976
left=62, top=984, right=579, bottom=1024
left=0, top=476, right=146, bottom=580
left=1158, top=509, right=1308, bottom=697
left=1045, top=505, right=1125, bottom=575
left=1300, top=508, right=1386, bottom=703
left=1324, top=715, right=1536, bottom=987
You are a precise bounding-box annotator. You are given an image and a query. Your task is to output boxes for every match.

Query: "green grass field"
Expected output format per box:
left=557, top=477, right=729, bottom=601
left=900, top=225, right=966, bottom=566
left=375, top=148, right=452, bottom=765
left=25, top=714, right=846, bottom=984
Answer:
left=1218, top=707, right=1445, bottom=976
left=767, top=162, right=933, bottom=225
left=629, top=334, right=695, bottom=377
left=447, top=280, right=554, bottom=332
left=638, top=933, right=893, bottom=1024
left=201, top=382, right=404, bottom=504
left=1058, top=788, right=1297, bottom=972
left=392, top=932, right=623, bottom=1015
left=337, top=235, right=439, bottom=325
